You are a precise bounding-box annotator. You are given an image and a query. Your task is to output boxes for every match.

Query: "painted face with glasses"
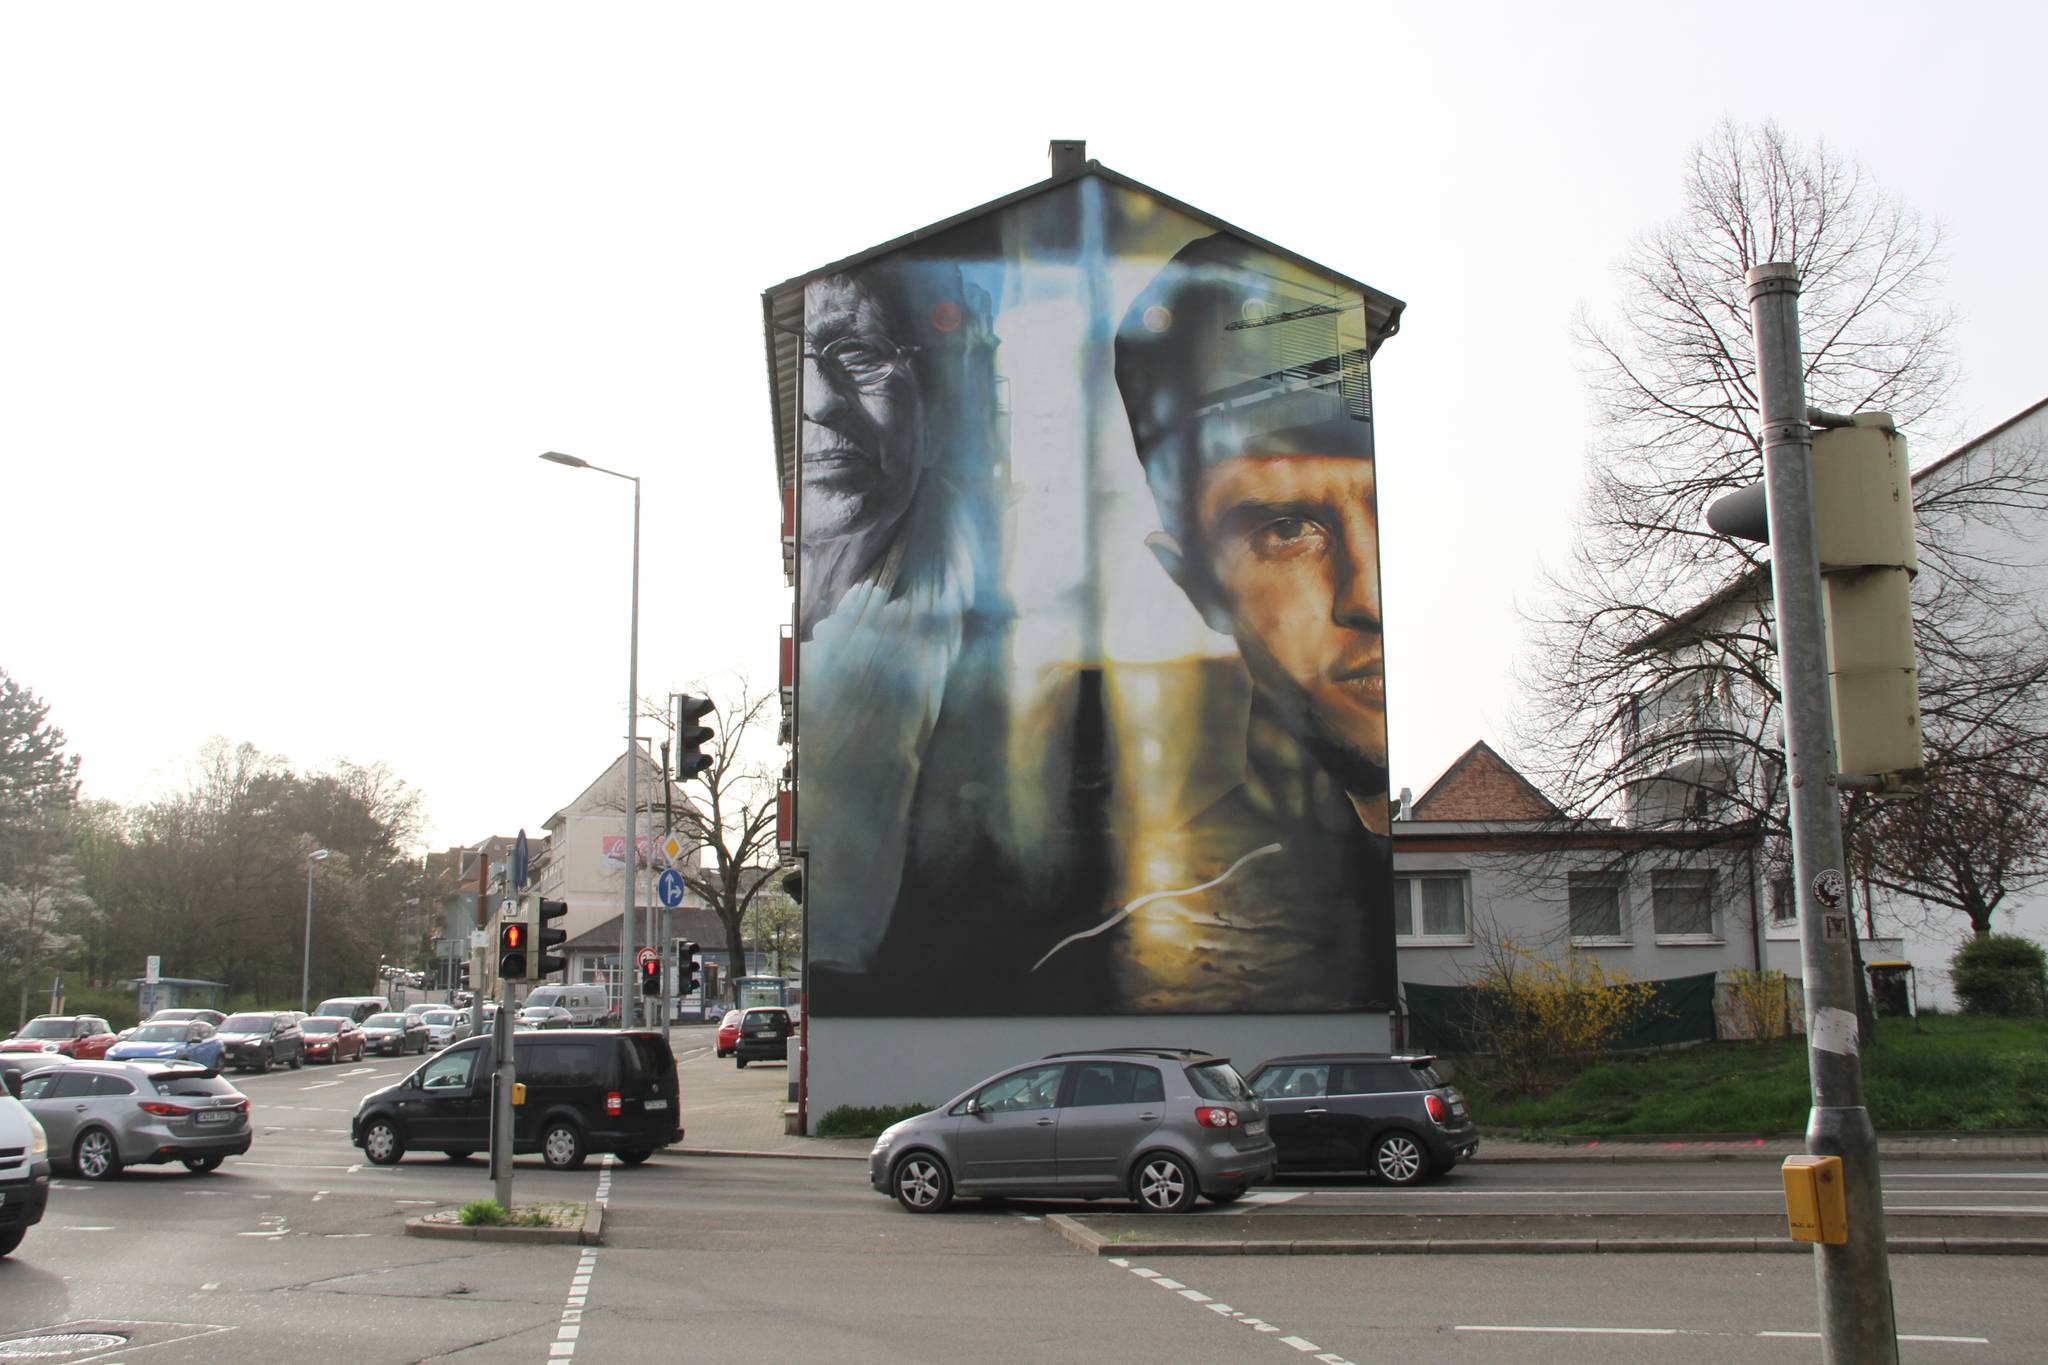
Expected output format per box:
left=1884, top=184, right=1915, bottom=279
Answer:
left=800, top=273, right=932, bottom=559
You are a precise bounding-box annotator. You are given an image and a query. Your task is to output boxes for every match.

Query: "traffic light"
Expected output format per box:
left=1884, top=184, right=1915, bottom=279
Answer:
left=639, top=953, right=662, bottom=995
left=497, top=917, right=528, bottom=982
left=676, top=940, right=700, bottom=996
left=535, top=898, right=569, bottom=979
left=674, top=694, right=715, bottom=780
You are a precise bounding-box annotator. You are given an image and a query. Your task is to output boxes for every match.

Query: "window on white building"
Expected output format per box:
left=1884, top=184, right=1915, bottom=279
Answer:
left=1652, top=869, right=1719, bottom=939
left=1770, top=875, right=1796, bottom=925
left=1568, top=872, right=1626, bottom=942
left=1396, top=874, right=1470, bottom=942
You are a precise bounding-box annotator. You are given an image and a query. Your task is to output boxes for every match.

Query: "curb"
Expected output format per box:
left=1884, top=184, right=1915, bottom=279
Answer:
left=1046, top=1217, right=2048, bottom=1259
left=675, top=1146, right=867, bottom=1163
left=1474, top=1145, right=2048, bottom=1164
left=403, top=1202, right=604, bottom=1246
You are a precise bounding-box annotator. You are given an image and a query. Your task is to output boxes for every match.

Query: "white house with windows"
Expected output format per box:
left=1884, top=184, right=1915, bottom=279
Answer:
left=1617, top=399, right=2048, bottom=1007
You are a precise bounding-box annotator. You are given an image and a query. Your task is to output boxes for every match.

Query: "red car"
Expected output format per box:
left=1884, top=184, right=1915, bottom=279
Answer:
left=299, top=1016, right=365, bottom=1063
left=1, top=1015, right=118, bottom=1060
left=714, top=1010, right=742, bottom=1058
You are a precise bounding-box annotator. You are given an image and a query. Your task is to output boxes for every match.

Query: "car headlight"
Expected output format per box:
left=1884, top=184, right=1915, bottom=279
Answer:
left=28, top=1115, right=48, bottom=1158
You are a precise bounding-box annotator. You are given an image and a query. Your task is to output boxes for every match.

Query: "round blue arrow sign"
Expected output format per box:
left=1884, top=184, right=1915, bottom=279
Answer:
left=656, top=867, right=685, bottom=908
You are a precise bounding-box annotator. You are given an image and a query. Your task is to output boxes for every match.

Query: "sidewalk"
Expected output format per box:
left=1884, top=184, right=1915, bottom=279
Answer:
left=673, top=1047, right=2047, bottom=1164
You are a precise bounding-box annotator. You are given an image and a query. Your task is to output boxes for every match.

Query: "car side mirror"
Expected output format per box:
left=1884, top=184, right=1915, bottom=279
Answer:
left=964, top=1098, right=984, bottom=1117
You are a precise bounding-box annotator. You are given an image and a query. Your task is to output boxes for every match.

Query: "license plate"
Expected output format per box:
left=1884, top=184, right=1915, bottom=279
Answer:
left=197, top=1110, right=233, bottom=1124
left=1451, top=1102, right=1467, bottom=1117
left=1244, top=1121, right=1266, bottom=1136
left=644, top=1098, right=668, bottom=1110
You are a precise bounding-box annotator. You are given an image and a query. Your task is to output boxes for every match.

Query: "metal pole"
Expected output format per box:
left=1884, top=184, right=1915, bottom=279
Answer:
left=490, top=983, right=515, bottom=1209
left=301, top=861, right=316, bottom=1013
left=1747, top=261, right=1899, bottom=1364
left=624, top=474, right=641, bottom=1028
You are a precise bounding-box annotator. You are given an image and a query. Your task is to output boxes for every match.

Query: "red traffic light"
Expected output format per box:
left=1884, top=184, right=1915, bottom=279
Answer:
left=503, top=923, right=525, bottom=949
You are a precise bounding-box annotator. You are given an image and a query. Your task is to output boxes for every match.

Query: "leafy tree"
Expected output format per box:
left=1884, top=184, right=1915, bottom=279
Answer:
left=0, top=668, right=87, bottom=1025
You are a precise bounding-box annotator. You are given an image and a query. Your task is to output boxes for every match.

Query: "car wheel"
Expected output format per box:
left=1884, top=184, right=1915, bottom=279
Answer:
left=541, top=1121, right=586, bottom=1172
left=0, top=1227, right=22, bottom=1257
left=1372, top=1131, right=1429, bottom=1186
left=1205, top=1187, right=1247, bottom=1205
left=257, top=1051, right=273, bottom=1074
left=183, top=1155, right=225, bottom=1174
left=362, top=1117, right=406, bottom=1165
left=735, top=1058, right=748, bottom=1069
left=445, top=1149, right=475, bottom=1162
left=1132, top=1153, right=1198, bottom=1213
left=892, top=1152, right=952, bottom=1213
left=288, top=1053, right=303, bottom=1070
left=615, top=1149, right=652, bottom=1166
left=73, top=1128, right=123, bottom=1181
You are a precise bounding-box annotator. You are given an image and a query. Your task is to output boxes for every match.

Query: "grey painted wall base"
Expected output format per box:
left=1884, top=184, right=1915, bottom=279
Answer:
left=804, top=1013, right=1395, bottom=1120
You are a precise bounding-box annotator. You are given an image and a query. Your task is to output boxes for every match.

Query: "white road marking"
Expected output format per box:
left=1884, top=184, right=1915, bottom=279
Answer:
left=1107, top=1260, right=1354, bottom=1364
left=299, top=1080, right=342, bottom=1090
left=233, top=1161, right=355, bottom=1172
left=1887, top=1173, right=2048, bottom=1181
left=1890, top=1204, right=2048, bottom=1214
left=1460, top=1326, right=1679, bottom=1336
left=1758, top=1333, right=1990, bottom=1345
left=65, top=1225, right=116, bottom=1232
left=1237, top=1191, right=1305, bottom=1205
left=552, top=1247, right=599, bottom=1358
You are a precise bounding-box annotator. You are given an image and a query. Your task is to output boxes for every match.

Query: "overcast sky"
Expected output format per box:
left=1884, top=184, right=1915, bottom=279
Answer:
left=4, top=1, right=2040, bottom=852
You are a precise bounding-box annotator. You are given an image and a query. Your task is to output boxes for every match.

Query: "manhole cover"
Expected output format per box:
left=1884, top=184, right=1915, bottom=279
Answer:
left=0, top=1335, right=130, bottom=1361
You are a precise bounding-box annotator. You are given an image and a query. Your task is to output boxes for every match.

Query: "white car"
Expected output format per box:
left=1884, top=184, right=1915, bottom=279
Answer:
left=0, top=1090, right=51, bottom=1256
left=419, top=1009, right=462, bottom=1050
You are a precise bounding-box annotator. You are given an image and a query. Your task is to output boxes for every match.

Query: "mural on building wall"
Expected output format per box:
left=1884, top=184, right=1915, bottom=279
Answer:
left=797, top=178, right=1395, bottom=1016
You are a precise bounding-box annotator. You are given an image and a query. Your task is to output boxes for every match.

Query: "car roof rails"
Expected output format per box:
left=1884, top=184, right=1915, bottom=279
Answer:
left=1040, top=1046, right=1218, bottom=1061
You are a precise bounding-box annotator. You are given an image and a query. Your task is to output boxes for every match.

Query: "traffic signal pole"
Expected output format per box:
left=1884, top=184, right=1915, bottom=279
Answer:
left=1747, top=262, right=1899, bottom=1363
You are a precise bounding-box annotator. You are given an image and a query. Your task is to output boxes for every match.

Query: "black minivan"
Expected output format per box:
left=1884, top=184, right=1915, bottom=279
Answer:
left=351, top=1029, right=681, bottom=1170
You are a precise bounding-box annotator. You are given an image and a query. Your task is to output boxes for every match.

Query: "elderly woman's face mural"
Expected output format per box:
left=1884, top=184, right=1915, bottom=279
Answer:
left=799, top=272, right=931, bottom=559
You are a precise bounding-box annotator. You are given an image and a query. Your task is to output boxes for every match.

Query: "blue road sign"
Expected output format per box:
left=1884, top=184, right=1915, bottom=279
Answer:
left=656, top=867, right=685, bottom=908
left=513, top=829, right=530, bottom=890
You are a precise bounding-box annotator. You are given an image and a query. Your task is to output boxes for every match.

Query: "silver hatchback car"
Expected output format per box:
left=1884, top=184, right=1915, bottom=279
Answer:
left=18, top=1060, right=251, bottom=1179
left=869, top=1047, right=1274, bottom=1214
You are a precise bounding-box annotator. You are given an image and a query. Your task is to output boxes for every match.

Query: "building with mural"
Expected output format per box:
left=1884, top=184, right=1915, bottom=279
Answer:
left=764, top=143, right=1407, bottom=1120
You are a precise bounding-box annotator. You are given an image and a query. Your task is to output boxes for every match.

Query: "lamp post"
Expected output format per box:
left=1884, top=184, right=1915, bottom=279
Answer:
left=301, top=849, right=331, bottom=1012
left=540, top=450, right=642, bottom=1026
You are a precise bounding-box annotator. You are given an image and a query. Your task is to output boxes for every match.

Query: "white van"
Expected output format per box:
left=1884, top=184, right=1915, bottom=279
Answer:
left=522, top=983, right=612, bottom=1027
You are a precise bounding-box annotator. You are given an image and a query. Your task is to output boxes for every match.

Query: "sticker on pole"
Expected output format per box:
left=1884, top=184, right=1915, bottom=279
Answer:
left=1813, top=868, right=1845, bottom=909
left=1821, top=911, right=1850, bottom=943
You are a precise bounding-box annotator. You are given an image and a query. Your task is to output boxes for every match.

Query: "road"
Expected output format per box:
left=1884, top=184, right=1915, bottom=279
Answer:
left=4, top=1036, right=2045, bottom=1363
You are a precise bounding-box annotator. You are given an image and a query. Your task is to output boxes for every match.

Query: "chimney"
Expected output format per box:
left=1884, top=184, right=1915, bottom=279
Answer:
left=1048, top=139, right=1086, bottom=177
left=1396, top=786, right=1415, bottom=821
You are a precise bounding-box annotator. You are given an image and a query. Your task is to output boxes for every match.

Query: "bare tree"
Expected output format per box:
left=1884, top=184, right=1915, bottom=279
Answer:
left=1519, top=118, right=2048, bottom=959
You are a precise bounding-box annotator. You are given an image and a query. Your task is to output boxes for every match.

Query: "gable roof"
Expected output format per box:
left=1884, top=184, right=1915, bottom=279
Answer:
left=1408, top=741, right=1561, bottom=822
left=761, top=154, right=1408, bottom=494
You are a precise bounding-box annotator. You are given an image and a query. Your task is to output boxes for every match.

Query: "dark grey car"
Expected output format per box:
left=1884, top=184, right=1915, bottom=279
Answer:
left=215, top=1012, right=304, bottom=1073
left=868, top=1048, right=1275, bottom=1214
left=1247, top=1053, right=1479, bottom=1185
left=18, top=1061, right=251, bottom=1179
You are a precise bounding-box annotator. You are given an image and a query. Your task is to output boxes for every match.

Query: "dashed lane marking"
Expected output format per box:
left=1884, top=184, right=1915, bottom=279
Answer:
left=1106, top=1258, right=1355, bottom=1365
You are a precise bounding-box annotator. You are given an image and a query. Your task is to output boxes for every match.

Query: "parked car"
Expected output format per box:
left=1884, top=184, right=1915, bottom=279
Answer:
left=869, top=1047, right=1274, bottom=1214
left=314, top=996, right=389, bottom=1024
left=1, top=1016, right=118, bottom=1061
left=215, top=1012, right=305, bottom=1073
left=733, top=1007, right=794, bottom=1067
left=147, top=1008, right=227, bottom=1028
left=516, top=1005, right=575, bottom=1031
left=522, top=983, right=614, bottom=1028
left=1245, top=1053, right=1478, bottom=1186
left=299, top=1016, right=366, bottom=1063
left=18, top=1061, right=252, bottom=1180
left=418, top=1009, right=463, bottom=1050
left=106, top=1020, right=224, bottom=1069
left=0, top=1088, right=51, bottom=1255
left=714, top=1010, right=741, bottom=1058
left=360, top=1013, right=429, bottom=1056
left=351, top=1029, right=681, bottom=1170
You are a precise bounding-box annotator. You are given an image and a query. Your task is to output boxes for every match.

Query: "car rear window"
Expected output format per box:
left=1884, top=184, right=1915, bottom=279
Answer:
left=1185, top=1060, right=1254, bottom=1103
left=154, top=1073, right=239, bottom=1098
left=625, top=1036, right=674, bottom=1085
left=221, top=1014, right=274, bottom=1032
left=364, top=1014, right=404, bottom=1027
left=300, top=1018, right=342, bottom=1033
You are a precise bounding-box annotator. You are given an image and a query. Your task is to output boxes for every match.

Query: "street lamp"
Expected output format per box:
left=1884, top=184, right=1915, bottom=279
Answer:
left=302, top=848, right=331, bottom=1012
left=540, top=450, right=642, bottom=1026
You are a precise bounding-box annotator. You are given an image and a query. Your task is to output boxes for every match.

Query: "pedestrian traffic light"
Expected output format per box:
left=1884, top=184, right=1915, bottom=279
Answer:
left=535, top=898, right=569, bottom=980
left=639, top=954, right=662, bottom=995
left=676, top=941, right=700, bottom=996
left=497, top=918, right=528, bottom=982
left=674, top=694, right=715, bottom=780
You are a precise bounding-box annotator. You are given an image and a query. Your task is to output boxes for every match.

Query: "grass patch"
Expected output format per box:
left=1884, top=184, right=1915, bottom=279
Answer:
left=1460, top=1014, right=2048, bottom=1137
left=458, top=1198, right=506, bottom=1226
left=815, top=1103, right=930, bottom=1139
left=453, top=1199, right=578, bottom=1228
